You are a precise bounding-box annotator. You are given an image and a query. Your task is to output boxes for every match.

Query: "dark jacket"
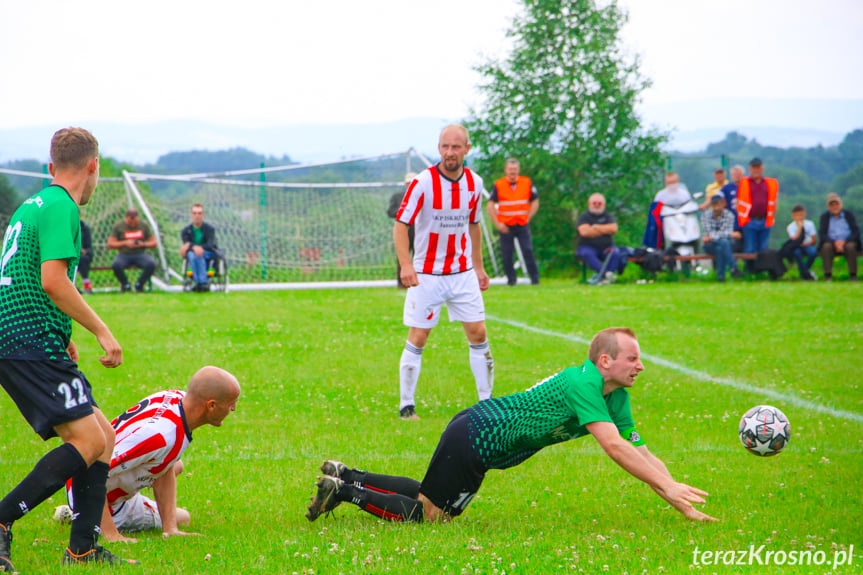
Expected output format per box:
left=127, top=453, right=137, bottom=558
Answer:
left=80, top=220, right=93, bottom=258
left=818, top=209, right=860, bottom=249
left=181, top=222, right=218, bottom=252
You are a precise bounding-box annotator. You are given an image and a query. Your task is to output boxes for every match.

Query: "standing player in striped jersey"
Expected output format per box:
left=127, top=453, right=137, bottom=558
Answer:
left=63, top=367, right=241, bottom=542
left=394, top=124, right=493, bottom=420
left=0, top=128, right=137, bottom=569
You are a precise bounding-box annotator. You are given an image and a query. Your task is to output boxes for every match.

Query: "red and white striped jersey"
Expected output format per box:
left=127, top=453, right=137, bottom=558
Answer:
left=105, top=390, right=192, bottom=510
left=396, top=164, right=484, bottom=275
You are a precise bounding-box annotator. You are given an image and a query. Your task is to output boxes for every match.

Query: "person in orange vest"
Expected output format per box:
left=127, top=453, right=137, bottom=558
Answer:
left=737, top=157, right=779, bottom=271
left=486, top=158, right=540, bottom=285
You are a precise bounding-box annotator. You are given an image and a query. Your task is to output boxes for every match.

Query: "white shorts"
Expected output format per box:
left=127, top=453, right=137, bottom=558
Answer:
left=111, top=493, right=162, bottom=533
left=403, top=272, right=485, bottom=328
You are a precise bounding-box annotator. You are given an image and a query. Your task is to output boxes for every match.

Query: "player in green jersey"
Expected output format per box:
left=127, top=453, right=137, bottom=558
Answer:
left=306, top=327, right=717, bottom=524
left=0, top=128, right=138, bottom=570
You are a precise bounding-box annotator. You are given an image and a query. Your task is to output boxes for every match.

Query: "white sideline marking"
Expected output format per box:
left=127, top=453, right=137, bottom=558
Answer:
left=487, top=315, right=863, bottom=425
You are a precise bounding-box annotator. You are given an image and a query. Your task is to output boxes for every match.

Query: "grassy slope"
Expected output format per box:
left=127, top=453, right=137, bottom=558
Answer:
left=0, top=282, right=860, bottom=574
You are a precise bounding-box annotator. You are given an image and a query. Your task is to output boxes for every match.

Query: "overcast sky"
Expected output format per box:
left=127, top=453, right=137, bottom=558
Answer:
left=0, top=0, right=861, bottom=130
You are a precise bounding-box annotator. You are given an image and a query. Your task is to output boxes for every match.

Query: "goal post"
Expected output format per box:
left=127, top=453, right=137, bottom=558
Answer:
left=1, top=150, right=515, bottom=291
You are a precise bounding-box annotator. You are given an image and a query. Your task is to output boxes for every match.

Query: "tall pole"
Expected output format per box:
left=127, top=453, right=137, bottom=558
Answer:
left=260, top=163, right=267, bottom=281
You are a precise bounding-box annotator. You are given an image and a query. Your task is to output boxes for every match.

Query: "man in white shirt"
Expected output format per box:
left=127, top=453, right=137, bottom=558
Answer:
left=393, top=125, right=492, bottom=420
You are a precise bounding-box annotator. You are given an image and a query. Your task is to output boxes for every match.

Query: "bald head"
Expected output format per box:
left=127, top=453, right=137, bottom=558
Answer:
left=438, top=124, right=471, bottom=178
left=184, top=366, right=241, bottom=429
left=439, top=124, right=469, bottom=146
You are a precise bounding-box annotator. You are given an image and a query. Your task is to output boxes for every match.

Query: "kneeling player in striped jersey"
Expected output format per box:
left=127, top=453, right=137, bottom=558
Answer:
left=63, top=367, right=241, bottom=542
left=306, top=328, right=717, bottom=524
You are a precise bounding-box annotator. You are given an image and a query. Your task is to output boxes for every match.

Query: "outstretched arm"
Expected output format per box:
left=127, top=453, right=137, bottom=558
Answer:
left=636, top=444, right=672, bottom=481
left=586, top=421, right=717, bottom=522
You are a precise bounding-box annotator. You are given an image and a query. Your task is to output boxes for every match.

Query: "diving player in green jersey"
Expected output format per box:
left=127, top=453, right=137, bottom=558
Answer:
left=307, top=327, right=717, bottom=524
left=0, top=128, right=138, bottom=570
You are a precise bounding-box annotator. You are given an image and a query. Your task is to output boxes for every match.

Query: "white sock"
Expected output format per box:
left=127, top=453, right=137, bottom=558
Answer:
left=399, top=342, right=423, bottom=409
left=469, top=341, right=494, bottom=400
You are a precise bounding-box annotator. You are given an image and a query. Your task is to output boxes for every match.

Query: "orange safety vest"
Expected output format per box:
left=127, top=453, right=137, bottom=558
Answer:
left=737, top=177, right=778, bottom=228
left=494, top=176, right=532, bottom=226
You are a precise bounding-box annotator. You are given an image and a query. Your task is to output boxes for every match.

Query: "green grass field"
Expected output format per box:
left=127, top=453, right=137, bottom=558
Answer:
left=1, top=281, right=861, bottom=574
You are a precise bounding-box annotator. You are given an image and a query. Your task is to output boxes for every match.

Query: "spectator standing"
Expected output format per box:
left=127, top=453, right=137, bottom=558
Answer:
left=179, top=203, right=218, bottom=293
left=737, top=158, right=778, bottom=272
left=720, top=165, right=745, bottom=252
left=819, top=193, right=859, bottom=281
left=576, top=193, right=621, bottom=285
left=699, top=168, right=728, bottom=210
left=487, top=158, right=540, bottom=285
left=785, top=205, right=818, bottom=280
left=700, top=194, right=743, bottom=281
left=79, top=219, right=93, bottom=295
left=107, top=208, right=157, bottom=292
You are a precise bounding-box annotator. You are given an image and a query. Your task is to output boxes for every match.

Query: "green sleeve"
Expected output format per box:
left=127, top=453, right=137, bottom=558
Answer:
left=607, top=390, right=645, bottom=446
left=142, top=222, right=153, bottom=240
left=561, top=368, right=614, bottom=427
left=38, top=199, right=79, bottom=263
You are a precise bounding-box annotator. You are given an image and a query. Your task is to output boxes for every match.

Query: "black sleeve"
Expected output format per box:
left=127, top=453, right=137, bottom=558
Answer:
left=202, top=224, right=218, bottom=252
left=80, top=221, right=93, bottom=256
left=180, top=224, right=192, bottom=244
left=846, top=210, right=861, bottom=244
left=818, top=212, right=829, bottom=247
left=488, top=185, right=499, bottom=203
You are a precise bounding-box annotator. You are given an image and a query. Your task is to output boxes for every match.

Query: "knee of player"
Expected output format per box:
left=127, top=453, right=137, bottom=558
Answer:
left=174, top=460, right=184, bottom=477
left=176, top=507, right=191, bottom=526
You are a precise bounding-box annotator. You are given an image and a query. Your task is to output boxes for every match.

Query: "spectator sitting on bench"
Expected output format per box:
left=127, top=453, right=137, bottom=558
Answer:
left=180, top=203, right=218, bottom=293
left=700, top=193, right=743, bottom=282
left=576, top=193, right=621, bottom=285
left=784, top=204, right=818, bottom=280
left=107, top=208, right=157, bottom=293
left=819, top=193, right=859, bottom=282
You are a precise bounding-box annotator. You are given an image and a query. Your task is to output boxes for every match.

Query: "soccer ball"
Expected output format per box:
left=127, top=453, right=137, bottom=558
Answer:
left=738, top=405, right=790, bottom=456
left=53, top=504, right=73, bottom=525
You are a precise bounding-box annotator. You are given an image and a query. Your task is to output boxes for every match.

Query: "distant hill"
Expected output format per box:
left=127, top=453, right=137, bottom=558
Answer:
left=2, top=98, right=862, bottom=164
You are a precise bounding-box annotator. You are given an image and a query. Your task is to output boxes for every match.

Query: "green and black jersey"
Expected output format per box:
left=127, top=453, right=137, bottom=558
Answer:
left=467, top=360, right=645, bottom=469
left=0, top=185, right=80, bottom=360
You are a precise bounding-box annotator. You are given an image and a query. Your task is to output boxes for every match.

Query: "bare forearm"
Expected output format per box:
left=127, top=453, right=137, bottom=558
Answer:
left=393, top=223, right=413, bottom=268
left=527, top=200, right=539, bottom=222
left=469, top=223, right=484, bottom=271
left=602, top=439, right=673, bottom=492
left=153, top=472, right=179, bottom=533
left=43, top=269, right=111, bottom=338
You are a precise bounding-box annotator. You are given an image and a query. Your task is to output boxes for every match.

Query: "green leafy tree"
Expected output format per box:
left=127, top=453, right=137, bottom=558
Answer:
left=465, top=0, right=668, bottom=270
left=0, top=174, right=21, bottom=229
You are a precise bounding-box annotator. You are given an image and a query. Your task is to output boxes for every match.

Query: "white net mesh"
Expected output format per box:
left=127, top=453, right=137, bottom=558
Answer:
left=4, top=151, right=508, bottom=290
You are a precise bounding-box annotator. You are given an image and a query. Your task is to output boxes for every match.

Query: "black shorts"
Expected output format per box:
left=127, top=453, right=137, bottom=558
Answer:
left=0, top=358, right=97, bottom=440
left=419, top=409, right=487, bottom=517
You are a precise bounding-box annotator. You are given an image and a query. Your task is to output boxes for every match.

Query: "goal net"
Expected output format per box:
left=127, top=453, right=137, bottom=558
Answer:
left=3, top=150, right=510, bottom=291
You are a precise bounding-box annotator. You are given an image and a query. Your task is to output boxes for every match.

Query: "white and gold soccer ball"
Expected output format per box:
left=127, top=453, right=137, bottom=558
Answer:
left=52, top=504, right=73, bottom=525
left=738, top=405, right=791, bottom=456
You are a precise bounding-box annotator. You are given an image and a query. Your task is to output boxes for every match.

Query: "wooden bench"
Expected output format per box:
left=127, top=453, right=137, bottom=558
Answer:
left=577, top=253, right=758, bottom=282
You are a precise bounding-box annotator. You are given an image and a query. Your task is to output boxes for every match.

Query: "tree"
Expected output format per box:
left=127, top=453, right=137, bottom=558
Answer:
left=465, top=0, right=668, bottom=270
left=0, top=174, right=21, bottom=229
